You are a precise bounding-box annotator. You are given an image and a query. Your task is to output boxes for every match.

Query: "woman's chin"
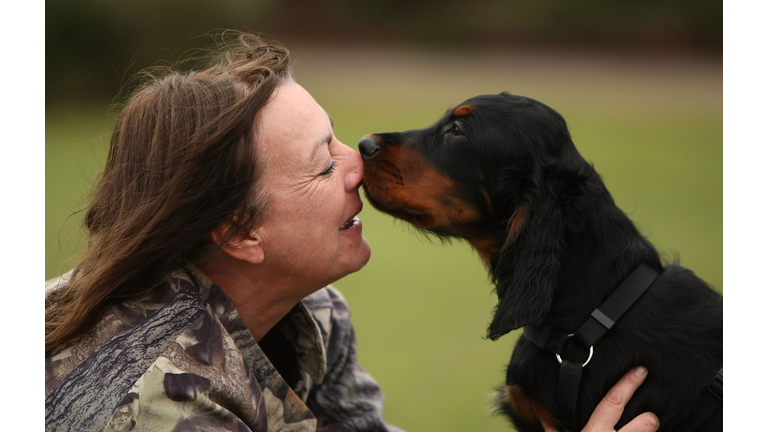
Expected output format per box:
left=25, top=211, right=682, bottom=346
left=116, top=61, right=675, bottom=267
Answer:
left=341, top=236, right=372, bottom=277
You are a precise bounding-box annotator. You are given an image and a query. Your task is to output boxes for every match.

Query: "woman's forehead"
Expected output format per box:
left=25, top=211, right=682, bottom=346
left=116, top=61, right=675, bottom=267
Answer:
left=259, top=84, right=329, bottom=141
left=255, top=83, right=332, bottom=172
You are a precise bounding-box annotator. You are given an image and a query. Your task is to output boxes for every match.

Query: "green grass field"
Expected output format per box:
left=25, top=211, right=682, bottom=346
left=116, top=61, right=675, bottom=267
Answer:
left=46, top=46, right=722, bottom=431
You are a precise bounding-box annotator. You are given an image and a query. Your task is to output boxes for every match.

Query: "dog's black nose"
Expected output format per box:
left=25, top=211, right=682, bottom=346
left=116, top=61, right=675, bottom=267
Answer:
left=358, top=136, right=379, bottom=158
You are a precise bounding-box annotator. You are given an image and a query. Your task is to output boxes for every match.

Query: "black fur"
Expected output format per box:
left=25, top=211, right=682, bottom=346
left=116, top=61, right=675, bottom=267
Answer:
left=359, top=93, right=722, bottom=431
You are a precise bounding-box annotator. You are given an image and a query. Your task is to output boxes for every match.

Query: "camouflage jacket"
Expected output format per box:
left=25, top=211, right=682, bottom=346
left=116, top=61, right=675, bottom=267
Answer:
left=45, top=263, right=403, bottom=432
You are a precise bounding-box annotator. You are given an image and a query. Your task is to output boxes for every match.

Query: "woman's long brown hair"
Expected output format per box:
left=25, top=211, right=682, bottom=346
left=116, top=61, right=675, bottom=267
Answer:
left=45, top=32, right=292, bottom=355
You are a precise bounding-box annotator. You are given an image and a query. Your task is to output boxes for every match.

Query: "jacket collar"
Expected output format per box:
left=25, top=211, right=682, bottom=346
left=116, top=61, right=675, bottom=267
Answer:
left=183, top=261, right=329, bottom=387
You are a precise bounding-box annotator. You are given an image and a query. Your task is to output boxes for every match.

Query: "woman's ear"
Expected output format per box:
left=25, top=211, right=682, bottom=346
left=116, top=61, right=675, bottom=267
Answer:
left=487, top=180, right=563, bottom=340
left=210, top=222, right=265, bottom=265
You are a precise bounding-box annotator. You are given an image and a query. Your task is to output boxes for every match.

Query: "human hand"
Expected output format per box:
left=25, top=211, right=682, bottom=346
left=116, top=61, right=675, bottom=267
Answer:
left=542, top=366, right=660, bottom=432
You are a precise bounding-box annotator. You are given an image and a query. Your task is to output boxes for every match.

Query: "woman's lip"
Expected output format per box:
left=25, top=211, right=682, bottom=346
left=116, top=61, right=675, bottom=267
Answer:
left=340, top=201, right=364, bottom=230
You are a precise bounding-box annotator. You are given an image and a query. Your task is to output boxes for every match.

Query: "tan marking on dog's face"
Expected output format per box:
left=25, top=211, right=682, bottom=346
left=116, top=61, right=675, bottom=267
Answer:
left=362, top=145, right=480, bottom=230
left=453, top=105, right=474, bottom=117
left=505, top=385, right=559, bottom=430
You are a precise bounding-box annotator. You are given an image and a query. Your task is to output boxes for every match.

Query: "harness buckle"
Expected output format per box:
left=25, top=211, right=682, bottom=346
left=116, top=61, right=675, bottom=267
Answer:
left=555, top=334, right=594, bottom=367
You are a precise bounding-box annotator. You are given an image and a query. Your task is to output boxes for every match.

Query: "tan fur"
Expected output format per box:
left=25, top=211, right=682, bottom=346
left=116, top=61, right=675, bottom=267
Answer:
left=453, top=105, right=474, bottom=117
left=505, top=205, right=529, bottom=246
left=505, top=384, right=559, bottom=430
left=362, top=145, right=481, bottom=230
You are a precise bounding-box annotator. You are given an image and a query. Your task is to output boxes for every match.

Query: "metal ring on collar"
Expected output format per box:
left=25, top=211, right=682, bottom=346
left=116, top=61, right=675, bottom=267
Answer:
left=556, top=345, right=594, bottom=367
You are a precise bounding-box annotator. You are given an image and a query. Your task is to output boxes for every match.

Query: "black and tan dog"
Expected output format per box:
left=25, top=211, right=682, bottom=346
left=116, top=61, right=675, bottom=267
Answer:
left=358, top=93, right=722, bottom=432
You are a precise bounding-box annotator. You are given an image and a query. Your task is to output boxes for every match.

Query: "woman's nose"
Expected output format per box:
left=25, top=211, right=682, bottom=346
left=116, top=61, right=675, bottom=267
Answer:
left=343, top=144, right=364, bottom=191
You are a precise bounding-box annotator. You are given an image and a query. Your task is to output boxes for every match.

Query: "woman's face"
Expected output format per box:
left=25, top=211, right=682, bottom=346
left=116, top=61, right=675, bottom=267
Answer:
left=253, top=82, right=371, bottom=289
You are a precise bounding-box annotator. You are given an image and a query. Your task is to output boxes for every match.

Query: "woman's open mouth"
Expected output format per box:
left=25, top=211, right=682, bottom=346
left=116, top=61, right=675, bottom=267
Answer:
left=340, top=216, right=360, bottom=230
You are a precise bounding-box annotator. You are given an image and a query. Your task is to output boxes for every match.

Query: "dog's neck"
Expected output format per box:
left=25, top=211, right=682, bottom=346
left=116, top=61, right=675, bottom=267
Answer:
left=543, top=193, right=660, bottom=332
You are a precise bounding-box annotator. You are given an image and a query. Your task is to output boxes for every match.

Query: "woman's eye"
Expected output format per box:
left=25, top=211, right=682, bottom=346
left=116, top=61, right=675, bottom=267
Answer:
left=451, top=123, right=464, bottom=136
left=320, top=161, right=337, bottom=177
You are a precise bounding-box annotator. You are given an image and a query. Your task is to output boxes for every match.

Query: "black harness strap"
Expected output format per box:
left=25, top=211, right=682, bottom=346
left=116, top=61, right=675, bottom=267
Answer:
left=679, top=368, right=723, bottom=432
left=557, top=359, right=586, bottom=427
left=574, top=265, right=659, bottom=347
left=523, top=263, right=659, bottom=429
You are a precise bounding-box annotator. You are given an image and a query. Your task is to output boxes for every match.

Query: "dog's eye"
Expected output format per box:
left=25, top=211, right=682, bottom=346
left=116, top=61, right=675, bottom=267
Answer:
left=451, top=123, right=464, bottom=136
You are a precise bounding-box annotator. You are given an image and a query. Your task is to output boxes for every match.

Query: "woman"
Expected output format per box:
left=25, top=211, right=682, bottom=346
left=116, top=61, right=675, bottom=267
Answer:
left=45, top=33, right=659, bottom=432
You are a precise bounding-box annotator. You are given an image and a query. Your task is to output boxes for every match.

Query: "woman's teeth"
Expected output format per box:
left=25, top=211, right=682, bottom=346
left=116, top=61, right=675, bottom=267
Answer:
left=340, top=216, right=359, bottom=230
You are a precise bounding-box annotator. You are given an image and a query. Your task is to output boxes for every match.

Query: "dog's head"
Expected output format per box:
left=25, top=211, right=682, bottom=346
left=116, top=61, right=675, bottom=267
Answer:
left=360, top=92, right=597, bottom=339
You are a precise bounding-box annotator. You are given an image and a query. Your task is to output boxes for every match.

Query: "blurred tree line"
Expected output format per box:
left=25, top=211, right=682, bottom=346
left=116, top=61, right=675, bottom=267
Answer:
left=46, top=0, right=721, bottom=104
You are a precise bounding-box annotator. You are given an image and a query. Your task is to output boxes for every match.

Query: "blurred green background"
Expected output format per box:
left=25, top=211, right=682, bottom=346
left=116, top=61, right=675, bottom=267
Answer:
left=46, top=2, right=722, bottom=431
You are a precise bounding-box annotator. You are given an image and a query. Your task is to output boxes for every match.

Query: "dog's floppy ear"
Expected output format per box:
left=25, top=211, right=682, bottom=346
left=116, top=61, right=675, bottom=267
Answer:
left=487, top=172, right=564, bottom=340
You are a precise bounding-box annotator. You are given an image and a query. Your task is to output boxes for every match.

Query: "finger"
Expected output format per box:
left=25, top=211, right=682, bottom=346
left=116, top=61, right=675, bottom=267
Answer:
left=617, top=412, right=659, bottom=432
left=583, top=366, right=648, bottom=431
